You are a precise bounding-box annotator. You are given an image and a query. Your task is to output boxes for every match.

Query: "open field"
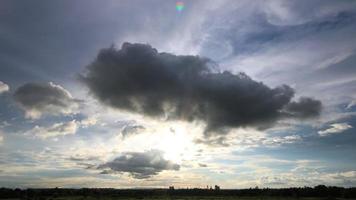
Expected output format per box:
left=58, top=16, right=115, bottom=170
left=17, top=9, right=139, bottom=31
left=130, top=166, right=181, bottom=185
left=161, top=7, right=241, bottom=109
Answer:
left=2, top=187, right=356, bottom=200
left=1, top=197, right=354, bottom=200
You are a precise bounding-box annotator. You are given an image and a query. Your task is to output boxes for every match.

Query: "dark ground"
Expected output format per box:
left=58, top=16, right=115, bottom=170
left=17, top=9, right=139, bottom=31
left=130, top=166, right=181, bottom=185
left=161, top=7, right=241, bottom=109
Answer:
left=1, top=185, right=356, bottom=199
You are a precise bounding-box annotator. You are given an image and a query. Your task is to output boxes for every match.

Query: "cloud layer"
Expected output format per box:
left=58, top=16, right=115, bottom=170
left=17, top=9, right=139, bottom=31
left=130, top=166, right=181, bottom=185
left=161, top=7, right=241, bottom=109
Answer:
left=98, top=150, right=179, bottom=179
left=14, top=82, right=80, bottom=119
left=81, top=43, right=322, bottom=132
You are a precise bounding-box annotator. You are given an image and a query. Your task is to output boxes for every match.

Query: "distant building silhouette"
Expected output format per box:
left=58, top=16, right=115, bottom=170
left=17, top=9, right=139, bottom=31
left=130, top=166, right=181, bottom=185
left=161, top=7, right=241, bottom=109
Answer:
left=169, top=186, right=174, bottom=190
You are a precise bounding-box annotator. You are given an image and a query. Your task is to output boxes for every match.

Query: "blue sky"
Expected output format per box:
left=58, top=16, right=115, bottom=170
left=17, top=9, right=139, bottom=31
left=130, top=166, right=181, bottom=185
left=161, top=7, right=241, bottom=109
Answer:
left=1, top=0, right=356, bottom=188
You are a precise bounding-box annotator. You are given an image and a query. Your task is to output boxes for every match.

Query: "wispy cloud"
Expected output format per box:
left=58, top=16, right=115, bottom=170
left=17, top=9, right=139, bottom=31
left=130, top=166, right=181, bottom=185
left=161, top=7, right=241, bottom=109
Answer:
left=25, top=120, right=78, bottom=139
left=318, top=123, right=352, bottom=136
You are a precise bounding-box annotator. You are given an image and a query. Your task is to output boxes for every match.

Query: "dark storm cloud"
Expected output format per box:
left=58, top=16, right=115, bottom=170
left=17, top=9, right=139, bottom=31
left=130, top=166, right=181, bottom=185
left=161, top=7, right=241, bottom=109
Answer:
left=13, top=82, right=80, bottom=119
left=81, top=43, right=321, bottom=132
left=98, top=150, right=180, bottom=179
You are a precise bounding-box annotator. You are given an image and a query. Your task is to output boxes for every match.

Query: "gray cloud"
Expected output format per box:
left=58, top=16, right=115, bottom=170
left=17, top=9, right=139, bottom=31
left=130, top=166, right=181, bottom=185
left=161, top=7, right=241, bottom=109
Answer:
left=69, top=155, right=99, bottom=162
left=198, top=163, right=208, bottom=167
left=14, top=82, right=80, bottom=119
left=284, top=97, right=322, bottom=118
left=98, top=150, right=179, bottom=179
left=81, top=43, right=321, bottom=132
left=121, top=125, right=145, bottom=138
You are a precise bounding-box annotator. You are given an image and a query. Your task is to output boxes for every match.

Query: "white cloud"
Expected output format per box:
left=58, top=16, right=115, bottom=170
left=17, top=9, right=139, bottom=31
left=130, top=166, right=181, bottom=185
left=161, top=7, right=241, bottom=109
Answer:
left=318, top=123, right=352, bottom=136
left=26, top=120, right=78, bottom=139
left=80, top=117, right=97, bottom=128
left=0, top=81, right=9, bottom=94
left=262, top=135, right=302, bottom=146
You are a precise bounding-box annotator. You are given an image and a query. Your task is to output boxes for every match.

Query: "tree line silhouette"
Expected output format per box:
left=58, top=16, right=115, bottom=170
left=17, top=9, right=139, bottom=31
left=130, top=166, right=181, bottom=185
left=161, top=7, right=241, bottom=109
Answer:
left=1, top=185, right=356, bottom=199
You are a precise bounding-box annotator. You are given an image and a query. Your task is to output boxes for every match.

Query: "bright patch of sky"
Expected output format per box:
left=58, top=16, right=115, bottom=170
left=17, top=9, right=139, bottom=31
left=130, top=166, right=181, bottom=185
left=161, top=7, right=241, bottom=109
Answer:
left=1, top=0, right=356, bottom=188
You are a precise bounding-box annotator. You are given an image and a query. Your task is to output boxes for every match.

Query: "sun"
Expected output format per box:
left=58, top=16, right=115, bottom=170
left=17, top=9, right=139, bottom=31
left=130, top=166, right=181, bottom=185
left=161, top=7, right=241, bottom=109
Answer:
left=155, top=125, right=193, bottom=163
left=117, top=121, right=199, bottom=163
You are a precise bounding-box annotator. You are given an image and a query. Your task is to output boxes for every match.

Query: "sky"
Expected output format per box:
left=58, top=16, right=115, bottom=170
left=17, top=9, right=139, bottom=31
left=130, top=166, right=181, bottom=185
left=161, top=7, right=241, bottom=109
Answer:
left=0, top=0, right=356, bottom=189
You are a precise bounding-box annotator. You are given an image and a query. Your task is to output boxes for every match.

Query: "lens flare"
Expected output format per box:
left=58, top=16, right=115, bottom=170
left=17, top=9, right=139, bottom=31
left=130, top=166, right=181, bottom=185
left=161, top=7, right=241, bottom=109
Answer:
left=176, top=2, right=184, bottom=12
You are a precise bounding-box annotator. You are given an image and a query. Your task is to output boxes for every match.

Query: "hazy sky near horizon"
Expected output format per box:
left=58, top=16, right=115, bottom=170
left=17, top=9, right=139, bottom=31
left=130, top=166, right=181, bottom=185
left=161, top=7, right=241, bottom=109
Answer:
left=1, top=0, right=356, bottom=188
